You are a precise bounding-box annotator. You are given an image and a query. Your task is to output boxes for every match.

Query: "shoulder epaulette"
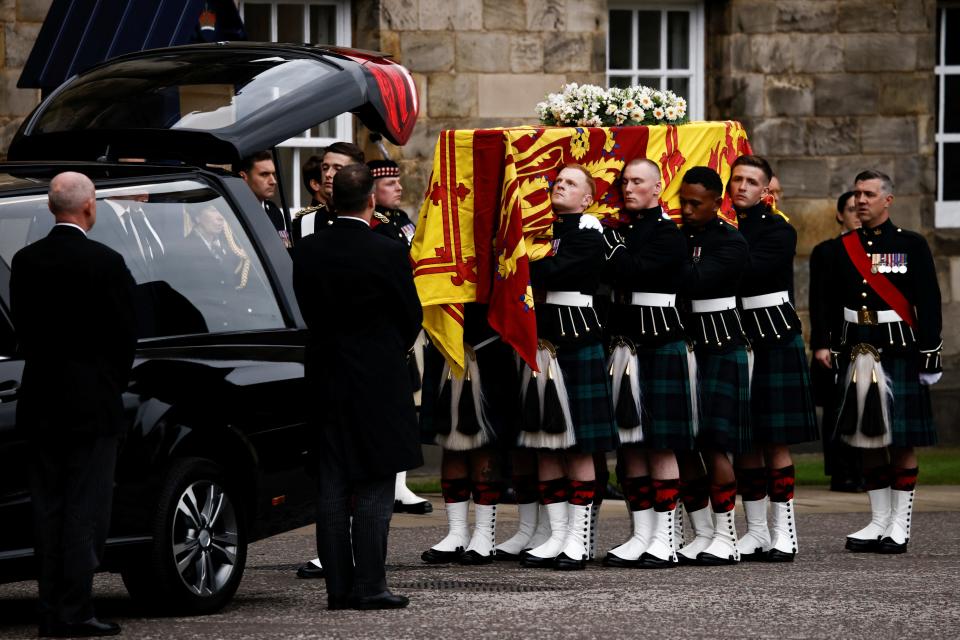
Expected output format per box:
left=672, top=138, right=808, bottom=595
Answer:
left=294, top=204, right=327, bottom=219
left=373, top=211, right=391, bottom=224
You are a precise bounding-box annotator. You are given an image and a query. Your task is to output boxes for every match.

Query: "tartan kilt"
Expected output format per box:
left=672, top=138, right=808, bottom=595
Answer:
left=835, top=350, right=937, bottom=447
left=555, top=341, right=619, bottom=454
left=419, top=340, right=521, bottom=449
left=628, top=339, right=696, bottom=450
left=695, top=346, right=752, bottom=454
left=750, top=334, right=819, bottom=445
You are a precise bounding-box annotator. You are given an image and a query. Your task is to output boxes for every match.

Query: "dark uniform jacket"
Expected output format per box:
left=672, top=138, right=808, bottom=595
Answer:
left=11, top=225, right=138, bottom=437
left=530, top=213, right=605, bottom=346
left=736, top=201, right=801, bottom=345
left=292, top=217, right=424, bottom=480
left=681, top=216, right=750, bottom=351
left=808, top=235, right=845, bottom=404
left=371, top=206, right=416, bottom=246
left=291, top=202, right=336, bottom=243
left=603, top=205, right=686, bottom=347
left=829, top=219, right=942, bottom=373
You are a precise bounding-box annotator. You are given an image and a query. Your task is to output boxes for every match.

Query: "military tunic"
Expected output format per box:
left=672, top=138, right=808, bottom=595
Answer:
left=371, top=206, right=417, bottom=246
left=602, top=206, right=696, bottom=450
left=291, top=202, right=336, bottom=243
left=681, top=216, right=751, bottom=453
left=736, top=201, right=818, bottom=445
left=830, top=219, right=941, bottom=446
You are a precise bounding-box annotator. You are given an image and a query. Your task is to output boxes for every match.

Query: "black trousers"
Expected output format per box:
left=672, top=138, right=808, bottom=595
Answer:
left=314, top=444, right=395, bottom=600
left=30, top=434, right=118, bottom=624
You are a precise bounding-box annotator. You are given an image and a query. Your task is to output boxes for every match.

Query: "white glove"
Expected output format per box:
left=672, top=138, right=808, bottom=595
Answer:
left=579, top=214, right=602, bottom=232
left=919, top=372, right=942, bottom=386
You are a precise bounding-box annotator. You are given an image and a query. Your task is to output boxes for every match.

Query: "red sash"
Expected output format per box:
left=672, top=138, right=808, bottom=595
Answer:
left=841, top=232, right=917, bottom=329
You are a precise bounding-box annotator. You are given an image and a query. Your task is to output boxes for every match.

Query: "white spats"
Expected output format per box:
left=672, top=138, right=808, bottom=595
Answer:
left=520, top=501, right=569, bottom=567
left=421, top=500, right=469, bottom=564
left=738, top=498, right=772, bottom=560
left=555, top=503, right=592, bottom=570
left=879, top=489, right=915, bottom=553
left=677, top=506, right=715, bottom=563
left=767, top=499, right=798, bottom=561
left=604, top=508, right=654, bottom=566
left=846, top=487, right=892, bottom=552
left=461, top=503, right=497, bottom=564
left=696, top=510, right=740, bottom=565
left=495, top=502, right=539, bottom=558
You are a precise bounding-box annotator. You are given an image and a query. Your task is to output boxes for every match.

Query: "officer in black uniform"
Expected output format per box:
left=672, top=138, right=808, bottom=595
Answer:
left=237, top=151, right=291, bottom=248
left=832, top=170, right=942, bottom=555
left=600, top=158, right=693, bottom=569
left=291, top=142, right=365, bottom=243
left=676, top=166, right=751, bottom=566
left=368, top=159, right=417, bottom=245
left=729, top=155, right=817, bottom=563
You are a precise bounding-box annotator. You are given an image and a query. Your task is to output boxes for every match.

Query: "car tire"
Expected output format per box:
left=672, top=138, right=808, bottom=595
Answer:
left=121, top=457, right=247, bottom=615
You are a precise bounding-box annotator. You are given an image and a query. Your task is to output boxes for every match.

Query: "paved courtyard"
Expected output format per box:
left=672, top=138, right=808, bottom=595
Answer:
left=1, top=487, right=958, bottom=639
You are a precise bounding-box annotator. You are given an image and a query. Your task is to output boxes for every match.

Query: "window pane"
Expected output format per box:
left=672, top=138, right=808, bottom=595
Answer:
left=668, top=77, right=689, bottom=99
left=667, top=11, right=690, bottom=69
left=944, top=143, right=960, bottom=201
left=278, top=4, right=305, bottom=42
left=310, top=5, right=337, bottom=44
left=608, top=75, right=633, bottom=89
left=311, top=119, right=337, bottom=138
left=609, top=10, right=633, bottom=70
left=637, top=76, right=662, bottom=90
left=636, top=11, right=661, bottom=69
left=946, top=75, right=960, bottom=133
left=243, top=3, right=271, bottom=41
left=946, top=9, right=960, bottom=65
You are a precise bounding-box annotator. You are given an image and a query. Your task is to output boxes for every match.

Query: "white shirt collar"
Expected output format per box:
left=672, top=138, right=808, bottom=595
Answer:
left=54, top=222, right=87, bottom=236
left=339, top=215, right=370, bottom=227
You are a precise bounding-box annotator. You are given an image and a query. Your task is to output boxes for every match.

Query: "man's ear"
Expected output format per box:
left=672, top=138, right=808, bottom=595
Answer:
left=714, top=195, right=724, bottom=210
left=309, top=178, right=322, bottom=193
left=238, top=170, right=249, bottom=182
left=885, top=193, right=894, bottom=209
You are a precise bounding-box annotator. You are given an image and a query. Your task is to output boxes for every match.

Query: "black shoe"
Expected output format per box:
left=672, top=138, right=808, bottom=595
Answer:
left=695, top=551, right=737, bottom=566
left=328, top=595, right=350, bottom=610
left=458, top=549, right=494, bottom=565
left=602, top=553, right=637, bottom=568
left=296, top=560, right=325, bottom=579
left=351, top=591, right=410, bottom=610
left=493, top=550, right=521, bottom=561
left=395, top=499, right=433, bottom=514
left=766, top=549, right=796, bottom=562
left=421, top=547, right=463, bottom=564
left=519, top=551, right=556, bottom=568
left=877, top=537, right=908, bottom=554
left=635, top=552, right=676, bottom=569
left=40, top=618, right=121, bottom=637
left=845, top=537, right=880, bottom=552
left=554, top=552, right=586, bottom=571
left=739, top=550, right=768, bottom=562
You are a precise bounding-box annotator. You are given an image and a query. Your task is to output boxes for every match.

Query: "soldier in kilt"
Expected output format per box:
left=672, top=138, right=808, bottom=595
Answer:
left=729, top=155, right=818, bottom=562
left=676, top=167, right=752, bottom=566
left=830, top=170, right=942, bottom=554
left=599, top=158, right=694, bottom=569
left=518, top=164, right=618, bottom=571
left=419, top=305, right=520, bottom=565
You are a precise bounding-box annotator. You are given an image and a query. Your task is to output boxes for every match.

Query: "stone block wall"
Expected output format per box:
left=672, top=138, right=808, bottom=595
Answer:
left=353, top=0, right=607, bottom=214
left=0, top=0, right=49, bottom=160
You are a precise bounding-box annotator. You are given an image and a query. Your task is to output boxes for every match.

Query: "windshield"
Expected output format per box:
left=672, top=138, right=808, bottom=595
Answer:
left=32, top=52, right=339, bottom=134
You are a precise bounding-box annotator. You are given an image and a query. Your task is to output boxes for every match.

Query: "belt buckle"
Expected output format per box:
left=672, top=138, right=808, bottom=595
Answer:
left=858, top=309, right=877, bottom=325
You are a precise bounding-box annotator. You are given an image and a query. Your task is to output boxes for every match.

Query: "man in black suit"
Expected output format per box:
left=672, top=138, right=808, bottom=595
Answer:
left=237, top=151, right=291, bottom=248
left=292, top=164, right=423, bottom=610
left=10, top=172, right=137, bottom=637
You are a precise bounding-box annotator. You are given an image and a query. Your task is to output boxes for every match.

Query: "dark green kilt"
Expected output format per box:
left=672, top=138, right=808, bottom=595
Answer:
left=419, top=340, right=521, bottom=449
left=695, top=346, right=752, bottom=454
left=835, top=350, right=937, bottom=447
left=556, top=341, right=619, bottom=454
left=750, top=334, right=819, bottom=445
left=627, top=339, right=696, bottom=451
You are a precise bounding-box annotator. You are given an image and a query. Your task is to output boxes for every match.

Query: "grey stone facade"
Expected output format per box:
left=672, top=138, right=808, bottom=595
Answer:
left=0, top=0, right=49, bottom=155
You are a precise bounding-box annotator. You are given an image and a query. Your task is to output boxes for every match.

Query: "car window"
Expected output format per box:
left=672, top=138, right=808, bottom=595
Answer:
left=0, top=179, right=285, bottom=338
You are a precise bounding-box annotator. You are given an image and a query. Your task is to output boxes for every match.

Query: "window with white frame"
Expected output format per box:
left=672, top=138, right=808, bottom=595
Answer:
left=239, top=0, right=351, bottom=210
left=607, top=2, right=705, bottom=120
left=936, top=4, right=960, bottom=227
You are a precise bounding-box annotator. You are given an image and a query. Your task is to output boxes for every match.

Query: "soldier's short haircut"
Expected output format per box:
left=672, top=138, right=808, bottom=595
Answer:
left=731, top=154, right=773, bottom=183
left=559, top=163, right=596, bottom=198
left=332, top=164, right=374, bottom=214
left=623, top=157, right=661, bottom=180
left=837, top=190, right=856, bottom=214
left=681, top=166, right=724, bottom=196
left=854, top=169, right=894, bottom=195
left=234, top=150, right=273, bottom=175
left=301, top=154, right=323, bottom=192
left=324, top=142, right=365, bottom=164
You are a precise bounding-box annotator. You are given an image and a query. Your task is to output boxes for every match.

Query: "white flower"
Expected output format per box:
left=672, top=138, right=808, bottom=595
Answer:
left=639, top=95, right=653, bottom=109
left=605, top=103, right=618, bottom=115
left=665, top=106, right=678, bottom=121
left=629, top=109, right=644, bottom=121
left=623, top=99, right=636, bottom=111
left=653, top=107, right=665, bottom=120
left=587, top=115, right=603, bottom=127
left=615, top=113, right=626, bottom=125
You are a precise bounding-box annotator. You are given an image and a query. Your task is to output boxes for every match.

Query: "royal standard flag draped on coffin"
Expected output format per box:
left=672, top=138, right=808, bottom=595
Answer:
left=410, top=121, right=752, bottom=376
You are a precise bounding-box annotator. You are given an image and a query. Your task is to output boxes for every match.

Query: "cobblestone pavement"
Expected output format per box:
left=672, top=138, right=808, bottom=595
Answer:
left=1, top=488, right=958, bottom=639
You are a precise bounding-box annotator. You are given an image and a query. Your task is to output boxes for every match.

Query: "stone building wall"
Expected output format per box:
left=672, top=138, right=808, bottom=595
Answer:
left=0, top=0, right=49, bottom=159
left=354, top=0, right=609, bottom=212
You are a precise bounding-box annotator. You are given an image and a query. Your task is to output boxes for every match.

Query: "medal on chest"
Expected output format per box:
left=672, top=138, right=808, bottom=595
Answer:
left=692, top=246, right=702, bottom=263
left=401, top=223, right=415, bottom=243
left=872, top=253, right=908, bottom=274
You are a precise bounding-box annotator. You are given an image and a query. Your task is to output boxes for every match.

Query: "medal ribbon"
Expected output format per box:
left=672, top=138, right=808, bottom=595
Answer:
left=841, top=232, right=917, bottom=329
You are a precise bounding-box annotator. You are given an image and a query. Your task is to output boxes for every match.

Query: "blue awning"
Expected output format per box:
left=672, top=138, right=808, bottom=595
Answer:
left=18, top=0, right=246, bottom=90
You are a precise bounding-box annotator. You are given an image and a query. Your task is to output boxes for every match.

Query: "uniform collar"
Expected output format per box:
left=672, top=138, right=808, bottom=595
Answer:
left=623, top=205, right=662, bottom=222
left=859, top=218, right=895, bottom=237
left=735, top=200, right=769, bottom=221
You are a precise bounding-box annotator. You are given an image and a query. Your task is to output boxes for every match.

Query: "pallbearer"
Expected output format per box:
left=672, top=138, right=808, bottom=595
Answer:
left=676, top=167, right=751, bottom=566
left=600, top=158, right=695, bottom=568
left=833, top=170, right=941, bottom=554
left=729, top=155, right=818, bottom=562
left=518, top=164, right=618, bottom=571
